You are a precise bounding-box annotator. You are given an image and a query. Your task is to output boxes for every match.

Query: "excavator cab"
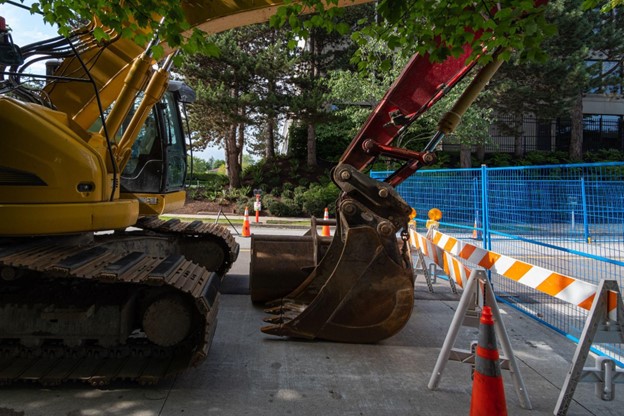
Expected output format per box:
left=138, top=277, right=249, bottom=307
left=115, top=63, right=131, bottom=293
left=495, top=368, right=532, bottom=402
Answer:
left=81, top=79, right=195, bottom=216
left=121, top=81, right=194, bottom=197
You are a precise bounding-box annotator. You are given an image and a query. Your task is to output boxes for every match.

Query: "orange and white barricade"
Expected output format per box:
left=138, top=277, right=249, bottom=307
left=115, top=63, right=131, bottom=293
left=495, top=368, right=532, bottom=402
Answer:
left=410, top=226, right=624, bottom=415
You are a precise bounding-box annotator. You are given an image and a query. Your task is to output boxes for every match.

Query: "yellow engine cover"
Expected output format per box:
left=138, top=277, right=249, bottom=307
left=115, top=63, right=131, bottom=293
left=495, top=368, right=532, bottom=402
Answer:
left=0, top=97, right=139, bottom=235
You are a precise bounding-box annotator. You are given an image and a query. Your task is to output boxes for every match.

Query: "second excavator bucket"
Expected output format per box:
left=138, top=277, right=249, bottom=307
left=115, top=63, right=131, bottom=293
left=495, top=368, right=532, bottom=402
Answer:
left=255, top=164, right=415, bottom=343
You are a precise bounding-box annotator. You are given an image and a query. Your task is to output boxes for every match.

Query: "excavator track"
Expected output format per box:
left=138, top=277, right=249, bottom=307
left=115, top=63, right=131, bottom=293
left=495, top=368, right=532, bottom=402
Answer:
left=132, top=217, right=239, bottom=276
left=0, top=237, right=221, bottom=386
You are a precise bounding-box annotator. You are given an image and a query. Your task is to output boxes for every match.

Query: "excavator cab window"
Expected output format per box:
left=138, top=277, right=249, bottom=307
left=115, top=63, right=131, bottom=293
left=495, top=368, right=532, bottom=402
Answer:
left=120, top=88, right=188, bottom=194
left=160, top=91, right=186, bottom=192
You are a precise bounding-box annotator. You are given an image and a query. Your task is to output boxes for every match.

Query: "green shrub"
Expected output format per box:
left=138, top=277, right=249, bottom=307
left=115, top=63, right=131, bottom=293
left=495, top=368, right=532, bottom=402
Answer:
left=264, top=196, right=303, bottom=217
left=584, top=149, right=624, bottom=163
left=293, top=186, right=308, bottom=207
left=243, top=160, right=266, bottom=184
left=189, top=172, right=229, bottom=185
left=235, top=196, right=254, bottom=214
left=483, top=153, right=513, bottom=167
left=299, top=183, right=340, bottom=216
left=282, top=182, right=295, bottom=192
left=519, top=150, right=570, bottom=166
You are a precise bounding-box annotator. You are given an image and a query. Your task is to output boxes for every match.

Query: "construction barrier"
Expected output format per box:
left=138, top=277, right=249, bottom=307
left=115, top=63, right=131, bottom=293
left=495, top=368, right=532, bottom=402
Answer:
left=422, top=229, right=615, bottom=320
left=411, top=226, right=624, bottom=415
left=372, top=162, right=624, bottom=363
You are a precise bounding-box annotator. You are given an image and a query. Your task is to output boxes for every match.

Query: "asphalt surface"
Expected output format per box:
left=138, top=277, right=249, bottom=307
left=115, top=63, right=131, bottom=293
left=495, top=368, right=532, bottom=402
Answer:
left=0, top=224, right=623, bottom=416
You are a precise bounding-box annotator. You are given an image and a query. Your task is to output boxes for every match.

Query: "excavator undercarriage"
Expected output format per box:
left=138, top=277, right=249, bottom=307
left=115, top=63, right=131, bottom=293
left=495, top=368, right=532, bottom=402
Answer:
left=0, top=218, right=237, bottom=385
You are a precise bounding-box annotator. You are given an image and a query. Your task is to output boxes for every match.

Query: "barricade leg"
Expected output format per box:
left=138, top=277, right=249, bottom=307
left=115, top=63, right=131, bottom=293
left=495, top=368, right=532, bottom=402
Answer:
left=413, top=249, right=434, bottom=293
left=485, top=281, right=532, bottom=410
left=428, top=269, right=532, bottom=409
left=554, top=280, right=624, bottom=416
left=428, top=269, right=481, bottom=390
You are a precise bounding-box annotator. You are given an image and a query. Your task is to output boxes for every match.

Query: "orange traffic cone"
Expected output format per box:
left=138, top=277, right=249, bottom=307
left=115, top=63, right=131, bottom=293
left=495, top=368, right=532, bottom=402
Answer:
left=242, top=206, right=251, bottom=238
left=470, top=306, right=507, bottom=416
left=472, top=211, right=482, bottom=241
left=322, top=208, right=330, bottom=237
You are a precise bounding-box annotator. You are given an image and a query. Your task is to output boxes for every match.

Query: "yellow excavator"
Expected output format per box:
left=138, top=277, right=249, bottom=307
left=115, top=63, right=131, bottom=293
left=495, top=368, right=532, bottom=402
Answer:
left=0, top=0, right=369, bottom=385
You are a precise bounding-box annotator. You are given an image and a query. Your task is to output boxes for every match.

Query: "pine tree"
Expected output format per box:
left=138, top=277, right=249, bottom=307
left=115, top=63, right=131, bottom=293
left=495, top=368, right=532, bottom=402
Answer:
left=181, top=28, right=257, bottom=188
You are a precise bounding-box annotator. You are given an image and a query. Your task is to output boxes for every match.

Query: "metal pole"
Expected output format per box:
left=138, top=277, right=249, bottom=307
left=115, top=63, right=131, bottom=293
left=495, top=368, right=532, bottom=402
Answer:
left=480, top=165, right=491, bottom=250
left=581, top=176, right=590, bottom=243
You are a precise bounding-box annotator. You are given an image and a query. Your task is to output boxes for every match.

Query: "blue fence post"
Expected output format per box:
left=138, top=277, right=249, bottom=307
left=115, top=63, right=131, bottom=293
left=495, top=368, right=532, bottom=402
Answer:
left=480, top=164, right=491, bottom=250
left=581, top=176, right=591, bottom=243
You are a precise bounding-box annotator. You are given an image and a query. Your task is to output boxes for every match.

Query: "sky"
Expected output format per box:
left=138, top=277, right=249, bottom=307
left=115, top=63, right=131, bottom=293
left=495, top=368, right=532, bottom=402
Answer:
left=0, top=1, right=224, bottom=162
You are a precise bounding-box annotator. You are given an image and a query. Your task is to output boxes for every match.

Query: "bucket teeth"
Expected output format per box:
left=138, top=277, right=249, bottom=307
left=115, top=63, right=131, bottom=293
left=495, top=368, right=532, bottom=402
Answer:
left=282, top=303, right=306, bottom=313
left=263, top=305, right=285, bottom=315
left=264, top=303, right=305, bottom=315
left=263, top=315, right=285, bottom=324
left=260, top=324, right=292, bottom=337
left=263, top=308, right=301, bottom=323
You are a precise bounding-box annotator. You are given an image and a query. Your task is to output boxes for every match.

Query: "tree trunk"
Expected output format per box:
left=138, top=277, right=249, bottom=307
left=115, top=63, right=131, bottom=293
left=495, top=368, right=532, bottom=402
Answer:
left=226, top=123, right=241, bottom=189
left=306, top=31, right=318, bottom=168
left=238, top=121, right=245, bottom=167
left=569, top=93, right=583, bottom=161
left=460, top=143, right=472, bottom=168
left=265, top=116, right=276, bottom=160
left=513, top=116, right=524, bottom=159
left=307, top=123, right=317, bottom=168
left=476, top=144, right=485, bottom=163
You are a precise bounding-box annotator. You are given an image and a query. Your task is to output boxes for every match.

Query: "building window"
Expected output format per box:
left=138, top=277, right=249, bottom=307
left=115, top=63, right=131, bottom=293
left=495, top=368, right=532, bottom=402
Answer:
left=585, top=59, right=623, bottom=95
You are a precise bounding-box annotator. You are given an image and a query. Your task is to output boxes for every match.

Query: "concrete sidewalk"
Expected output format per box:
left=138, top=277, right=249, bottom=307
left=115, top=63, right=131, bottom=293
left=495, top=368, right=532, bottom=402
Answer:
left=167, top=211, right=324, bottom=229
left=0, top=231, right=622, bottom=415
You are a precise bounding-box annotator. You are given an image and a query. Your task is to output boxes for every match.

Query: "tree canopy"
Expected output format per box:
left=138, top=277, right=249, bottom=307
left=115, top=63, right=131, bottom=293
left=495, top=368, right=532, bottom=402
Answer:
left=0, top=0, right=552, bottom=61
left=7, top=0, right=621, bottom=67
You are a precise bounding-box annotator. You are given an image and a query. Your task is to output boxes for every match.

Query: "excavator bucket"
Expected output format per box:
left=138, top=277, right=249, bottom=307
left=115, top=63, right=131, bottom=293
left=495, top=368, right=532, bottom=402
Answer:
left=256, top=164, right=415, bottom=343
left=250, top=217, right=332, bottom=303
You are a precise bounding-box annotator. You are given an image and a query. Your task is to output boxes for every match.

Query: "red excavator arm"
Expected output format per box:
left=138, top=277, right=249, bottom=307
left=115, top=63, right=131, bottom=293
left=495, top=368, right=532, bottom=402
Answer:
left=339, top=46, right=477, bottom=171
